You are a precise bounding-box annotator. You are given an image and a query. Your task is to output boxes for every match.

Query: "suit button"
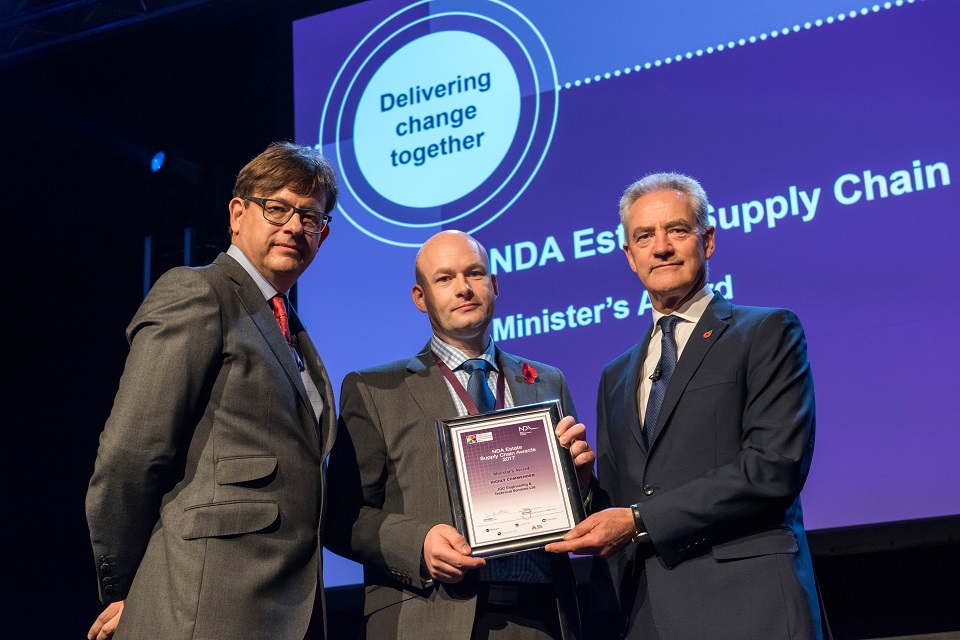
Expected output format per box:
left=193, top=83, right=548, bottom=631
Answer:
left=100, top=564, right=111, bottom=575
left=643, top=485, right=654, bottom=496
left=104, top=585, right=115, bottom=595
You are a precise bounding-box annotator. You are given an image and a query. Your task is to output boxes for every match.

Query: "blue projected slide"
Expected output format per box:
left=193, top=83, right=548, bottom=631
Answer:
left=293, top=0, right=960, bottom=586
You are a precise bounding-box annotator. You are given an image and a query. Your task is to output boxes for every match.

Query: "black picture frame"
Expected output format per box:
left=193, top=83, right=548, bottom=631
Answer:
left=437, top=400, right=586, bottom=558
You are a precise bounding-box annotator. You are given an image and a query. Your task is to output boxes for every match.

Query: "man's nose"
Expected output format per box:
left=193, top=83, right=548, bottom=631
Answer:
left=283, top=212, right=306, bottom=234
left=652, top=231, right=673, bottom=256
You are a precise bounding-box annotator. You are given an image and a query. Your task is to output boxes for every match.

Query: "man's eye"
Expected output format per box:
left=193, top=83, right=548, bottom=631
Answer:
left=266, top=205, right=287, bottom=215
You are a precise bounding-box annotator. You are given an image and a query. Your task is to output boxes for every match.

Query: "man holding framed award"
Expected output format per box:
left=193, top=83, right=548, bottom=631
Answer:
left=325, top=230, right=595, bottom=639
left=545, top=173, right=826, bottom=640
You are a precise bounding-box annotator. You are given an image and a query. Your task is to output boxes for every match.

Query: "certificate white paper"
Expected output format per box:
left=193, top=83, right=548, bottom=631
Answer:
left=438, top=401, right=586, bottom=557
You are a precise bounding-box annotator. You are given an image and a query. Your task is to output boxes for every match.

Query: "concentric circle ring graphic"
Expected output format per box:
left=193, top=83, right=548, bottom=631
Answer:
left=318, top=0, right=559, bottom=247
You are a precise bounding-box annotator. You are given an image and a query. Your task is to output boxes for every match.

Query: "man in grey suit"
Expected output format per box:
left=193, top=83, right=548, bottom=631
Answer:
left=86, top=141, right=339, bottom=639
left=547, top=173, right=827, bottom=639
left=325, top=230, right=595, bottom=639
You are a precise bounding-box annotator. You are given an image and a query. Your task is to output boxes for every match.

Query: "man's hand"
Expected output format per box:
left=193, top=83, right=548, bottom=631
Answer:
left=87, top=600, right=124, bottom=640
left=544, top=508, right=636, bottom=558
left=555, top=415, right=595, bottom=489
left=422, top=524, right=486, bottom=583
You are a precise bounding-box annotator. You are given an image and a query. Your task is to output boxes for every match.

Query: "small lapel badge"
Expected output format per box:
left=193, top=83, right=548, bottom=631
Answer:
left=703, top=330, right=713, bottom=339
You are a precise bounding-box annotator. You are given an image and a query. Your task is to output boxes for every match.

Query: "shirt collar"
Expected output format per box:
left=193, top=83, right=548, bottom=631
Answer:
left=430, top=334, right=498, bottom=372
left=227, top=244, right=282, bottom=301
left=651, top=284, right=715, bottom=334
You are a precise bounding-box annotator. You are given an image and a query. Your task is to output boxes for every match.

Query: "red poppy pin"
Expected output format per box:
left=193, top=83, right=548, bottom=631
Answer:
left=703, top=330, right=713, bottom=339
left=522, top=362, right=539, bottom=384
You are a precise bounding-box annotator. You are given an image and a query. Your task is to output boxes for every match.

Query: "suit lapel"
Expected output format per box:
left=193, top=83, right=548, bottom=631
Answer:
left=651, top=295, right=732, bottom=449
left=289, top=320, right=335, bottom=456
left=498, top=349, right=539, bottom=407
left=404, top=344, right=460, bottom=516
left=626, top=329, right=653, bottom=451
left=216, top=254, right=314, bottom=426
left=404, top=345, right=459, bottom=421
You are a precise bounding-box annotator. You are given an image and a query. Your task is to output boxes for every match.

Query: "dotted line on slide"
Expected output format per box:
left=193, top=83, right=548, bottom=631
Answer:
left=559, top=0, right=921, bottom=90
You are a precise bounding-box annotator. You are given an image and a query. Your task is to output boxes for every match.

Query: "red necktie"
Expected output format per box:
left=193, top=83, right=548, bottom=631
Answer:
left=270, top=295, right=292, bottom=342
left=270, top=295, right=302, bottom=369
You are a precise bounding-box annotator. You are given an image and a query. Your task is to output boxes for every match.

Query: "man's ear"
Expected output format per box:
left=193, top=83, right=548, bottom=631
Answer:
left=412, top=284, right=428, bottom=313
left=229, top=197, right=245, bottom=235
left=702, top=225, right=716, bottom=260
left=623, top=242, right=639, bottom=274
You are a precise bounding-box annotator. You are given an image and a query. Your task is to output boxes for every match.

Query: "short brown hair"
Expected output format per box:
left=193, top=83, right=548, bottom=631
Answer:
left=233, top=141, right=338, bottom=213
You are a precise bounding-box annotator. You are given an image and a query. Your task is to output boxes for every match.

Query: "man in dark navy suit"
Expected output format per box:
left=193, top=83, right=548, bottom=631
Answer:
left=548, top=172, right=825, bottom=640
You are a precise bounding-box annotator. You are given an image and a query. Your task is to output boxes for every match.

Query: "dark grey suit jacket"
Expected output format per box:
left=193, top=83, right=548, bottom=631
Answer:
left=591, top=295, right=822, bottom=640
left=86, top=252, right=336, bottom=639
left=325, top=344, right=582, bottom=639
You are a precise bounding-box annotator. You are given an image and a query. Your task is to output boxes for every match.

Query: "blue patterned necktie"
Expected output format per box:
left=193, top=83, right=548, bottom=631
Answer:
left=459, top=359, right=495, bottom=414
left=643, top=315, right=680, bottom=448
left=458, top=358, right=552, bottom=583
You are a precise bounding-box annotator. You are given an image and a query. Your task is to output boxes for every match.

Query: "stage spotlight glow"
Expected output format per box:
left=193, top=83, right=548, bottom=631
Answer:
left=150, top=151, right=165, bottom=173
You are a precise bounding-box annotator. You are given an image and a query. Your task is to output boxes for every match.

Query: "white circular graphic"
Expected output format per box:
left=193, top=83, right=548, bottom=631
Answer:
left=354, top=31, right=521, bottom=208
left=318, top=0, right=559, bottom=246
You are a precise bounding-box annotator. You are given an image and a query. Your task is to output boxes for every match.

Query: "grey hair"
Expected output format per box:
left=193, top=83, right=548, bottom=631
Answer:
left=619, top=172, right=710, bottom=231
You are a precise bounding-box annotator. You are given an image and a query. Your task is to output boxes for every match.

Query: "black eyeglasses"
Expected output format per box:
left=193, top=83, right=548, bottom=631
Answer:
left=242, top=196, right=332, bottom=235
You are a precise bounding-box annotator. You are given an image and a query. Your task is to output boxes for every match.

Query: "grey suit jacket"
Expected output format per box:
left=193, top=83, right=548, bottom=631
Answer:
left=86, top=252, right=336, bottom=640
left=590, top=295, right=822, bottom=640
left=325, top=343, right=582, bottom=639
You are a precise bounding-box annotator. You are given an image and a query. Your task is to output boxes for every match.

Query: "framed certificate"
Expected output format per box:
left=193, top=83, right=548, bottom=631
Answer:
left=437, top=400, right=586, bottom=558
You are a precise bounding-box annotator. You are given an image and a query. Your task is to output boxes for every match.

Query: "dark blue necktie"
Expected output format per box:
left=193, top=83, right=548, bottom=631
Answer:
left=459, top=358, right=552, bottom=583
left=643, top=315, right=680, bottom=448
left=460, top=359, right=495, bottom=414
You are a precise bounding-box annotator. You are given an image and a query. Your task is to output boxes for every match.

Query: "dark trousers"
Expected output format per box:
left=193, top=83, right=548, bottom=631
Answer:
left=472, top=582, right=563, bottom=640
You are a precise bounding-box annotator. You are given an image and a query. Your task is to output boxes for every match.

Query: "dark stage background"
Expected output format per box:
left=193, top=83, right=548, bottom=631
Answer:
left=1, top=1, right=956, bottom=638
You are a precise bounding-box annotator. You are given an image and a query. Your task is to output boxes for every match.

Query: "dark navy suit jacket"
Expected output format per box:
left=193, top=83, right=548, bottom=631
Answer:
left=590, top=294, right=823, bottom=640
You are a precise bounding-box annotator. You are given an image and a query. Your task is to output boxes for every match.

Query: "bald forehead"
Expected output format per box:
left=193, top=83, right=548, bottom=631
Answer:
left=415, top=231, right=489, bottom=280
